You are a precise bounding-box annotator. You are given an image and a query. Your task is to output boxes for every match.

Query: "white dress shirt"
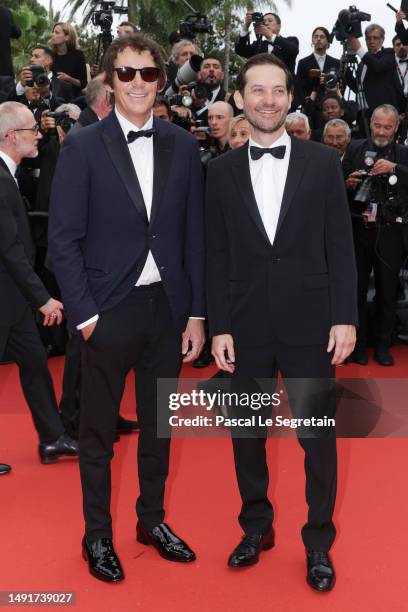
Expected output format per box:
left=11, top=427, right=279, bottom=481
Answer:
left=0, top=150, right=18, bottom=184
left=396, top=54, right=408, bottom=95
left=248, top=130, right=291, bottom=246
left=196, top=85, right=221, bottom=117
left=314, top=53, right=326, bottom=72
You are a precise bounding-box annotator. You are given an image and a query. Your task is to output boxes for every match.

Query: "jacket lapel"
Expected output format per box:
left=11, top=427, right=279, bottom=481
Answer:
left=150, top=118, right=175, bottom=227
left=231, top=143, right=270, bottom=244
left=275, top=135, right=308, bottom=238
left=101, top=112, right=148, bottom=223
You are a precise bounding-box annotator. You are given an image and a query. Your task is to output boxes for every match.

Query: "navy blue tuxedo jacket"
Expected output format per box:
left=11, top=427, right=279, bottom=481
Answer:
left=48, top=112, right=205, bottom=333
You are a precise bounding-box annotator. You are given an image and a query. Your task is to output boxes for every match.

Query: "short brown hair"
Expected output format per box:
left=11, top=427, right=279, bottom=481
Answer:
left=103, top=34, right=167, bottom=90
left=236, top=53, right=293, bottom=96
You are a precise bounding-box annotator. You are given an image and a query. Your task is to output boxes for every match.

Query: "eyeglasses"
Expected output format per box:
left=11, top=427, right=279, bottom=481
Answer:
left=12, top=123, right=40, bottom=134
left=113, top=66, right=160, bottom=83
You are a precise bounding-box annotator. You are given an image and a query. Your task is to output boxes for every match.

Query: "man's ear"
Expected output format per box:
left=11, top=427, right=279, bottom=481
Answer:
left=235, top=89, right=244, bottom=110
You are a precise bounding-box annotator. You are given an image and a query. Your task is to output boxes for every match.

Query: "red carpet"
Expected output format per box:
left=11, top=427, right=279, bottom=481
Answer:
left=1, top=349, right=408, bottom=611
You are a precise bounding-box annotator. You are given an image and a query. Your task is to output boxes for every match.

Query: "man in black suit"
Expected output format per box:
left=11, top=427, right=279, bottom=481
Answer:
left=296, top=27, right=340, bottom=105
left=16, top=46, right=74, bottom=102
left=0, top=4, right=21, bottom=78
left=191, top=57, right=228, bottom=126
left=346, top=25, right=404, bottom=134
left=343, top=104, right=408, bottom=366
left=235, top=11, right=298, bottom=74
left=0, top=101, right=78, bottom=463
left=206, top=54, right=357, bottom=592
left=49, top=34, right=205, bottom=583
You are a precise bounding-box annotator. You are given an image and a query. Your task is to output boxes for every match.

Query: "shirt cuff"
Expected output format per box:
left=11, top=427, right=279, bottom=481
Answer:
left=239, top=30, right=249, bottom=37
left=77, top=314, right=99, bottom=330
left=356, top=46, right=367, bottom=60
left=16, top=81, right=24, bottom=96
left=189, top=317, right=205, bottom=320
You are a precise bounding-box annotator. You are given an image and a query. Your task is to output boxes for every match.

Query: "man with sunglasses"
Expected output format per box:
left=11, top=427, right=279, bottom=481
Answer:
left=0, top=101, right=78, bottom=463
left=49, top=34, right=205, bottom=583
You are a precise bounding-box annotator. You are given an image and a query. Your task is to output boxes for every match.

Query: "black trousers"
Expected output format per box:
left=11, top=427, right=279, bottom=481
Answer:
left=0, top=306, right=64, bottom=443
left=79, top=284, right=182, bottom=541
left=353, top=221, right=404, bottom=347
left=231, top=341, right=336, bottom=552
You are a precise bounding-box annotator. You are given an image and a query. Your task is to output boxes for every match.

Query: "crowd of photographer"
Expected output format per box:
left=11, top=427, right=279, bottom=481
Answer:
left=2, top=3, right=408, bottom=470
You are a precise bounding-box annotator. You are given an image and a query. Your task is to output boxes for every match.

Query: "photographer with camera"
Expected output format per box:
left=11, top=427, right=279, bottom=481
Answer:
left=116, top=21, right=138, bottom=38
left=346, top=24, right=404, bottom=131
left=190, top=56, right=228, bottom=125
left=296, top=27, right=340, bottom=106
left=17, top=45, right=75, bottom=103
left=343, top=104, right=408, bottom=366
left=235, top=11, right=298, bottom=73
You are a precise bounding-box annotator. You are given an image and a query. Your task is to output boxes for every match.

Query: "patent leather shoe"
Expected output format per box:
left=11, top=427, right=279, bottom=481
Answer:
left=374, top=344, right=394, bottom=366
left=347, top=347, right=368, bottom=365
left=0, top=463, right=11, bottom=475
left=136, top=523, right=196, bottom=562
left=82, top=537, right=124, bottom=583
left=306, top=550, right=335, bottom=592
left=117, top=415, right=139, bottom=434
left=228, top=529, right=275, bottom=568
left=39, top=433, right=78, bottom=464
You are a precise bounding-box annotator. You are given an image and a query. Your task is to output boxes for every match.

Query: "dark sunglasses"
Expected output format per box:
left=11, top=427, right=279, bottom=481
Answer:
left=113, top=66, right=160, bottom=83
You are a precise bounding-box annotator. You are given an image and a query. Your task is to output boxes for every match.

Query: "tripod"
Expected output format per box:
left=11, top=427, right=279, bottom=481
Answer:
left=94, top=29, right=113, bottom=70
left=339, top=40, right=370, bottom=138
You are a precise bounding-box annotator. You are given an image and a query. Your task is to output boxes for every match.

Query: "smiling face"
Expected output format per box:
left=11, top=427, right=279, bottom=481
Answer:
left=236, top=64, right=292, bottom=142
left=111, top=48, right=159, bottom=127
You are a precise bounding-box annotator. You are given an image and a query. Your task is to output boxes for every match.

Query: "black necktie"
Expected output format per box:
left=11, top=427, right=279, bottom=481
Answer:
left=250, top=145, right=286, bottom=161
left=127, top=128, right=155, bottom=144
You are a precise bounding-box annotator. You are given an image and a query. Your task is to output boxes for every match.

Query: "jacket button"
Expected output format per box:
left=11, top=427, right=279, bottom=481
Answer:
left=271, top=257, right=280, bottom=263
left=160, top=266, right=165, bottom=271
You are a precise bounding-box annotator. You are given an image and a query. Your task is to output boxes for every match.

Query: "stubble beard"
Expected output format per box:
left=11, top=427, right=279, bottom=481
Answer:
left=246, top=110, right=287, bottom=134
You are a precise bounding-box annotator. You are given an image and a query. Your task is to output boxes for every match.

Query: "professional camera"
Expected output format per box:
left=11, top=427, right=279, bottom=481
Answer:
left=332, top=5, right=371, bottom=42
left=47, top=110, right=75, bottom=133
left=251, top=12, right=265, bottom=25
left=179, top=12, right=213, bottom=39
left=91, top=0, right=127, bottom=31
left=168, top=82, right=209, bottom=108
left=308, top=68, right=341, bottom=90
left=25, top=65, right=49, bottom=88
left=165, top=55, right=203, bottom=97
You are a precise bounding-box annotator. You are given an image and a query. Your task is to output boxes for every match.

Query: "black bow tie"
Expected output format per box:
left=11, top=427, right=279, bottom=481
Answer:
left=250, top=145, right=286, bottom=161
left=399, top=58, right=408, bottom=63
left=127, top=128, right=155, bottom=144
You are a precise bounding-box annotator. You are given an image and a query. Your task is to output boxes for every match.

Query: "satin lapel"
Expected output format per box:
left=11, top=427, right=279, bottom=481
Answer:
left=150, top=118, right=175, bottom=228
left=275, top=136, right=308, bottom=238
left=101, top=113, right=148, bottom=223
left=231, top=143, right=270, bottom=244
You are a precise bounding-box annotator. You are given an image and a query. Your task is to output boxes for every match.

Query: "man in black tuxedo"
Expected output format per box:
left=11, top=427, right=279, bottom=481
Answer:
left=16, top=46, right=74, bottom=102
left=0, top=101, right=78, bottom=463
left=0, top=4, right=21, bottom=78
left=49, top=34, right=205, bottom=583
left=296, top=27, right=340, bottom=105
left=206, top=54, right=357, bottom=592
left=343, top=104, right=408, bottom=366
left=346, top=25, right=404, bottom=134
left=192, top=57, right=228, bottom=126
left=235, top=11, right=298, bottom=74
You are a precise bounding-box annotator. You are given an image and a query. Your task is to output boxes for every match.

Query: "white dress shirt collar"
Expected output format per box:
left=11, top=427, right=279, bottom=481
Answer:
left=0, top=150, right=18, bottom=180
left=248, top=129, right=291, bottom=159
left=114, top=107, right=154, bottom=138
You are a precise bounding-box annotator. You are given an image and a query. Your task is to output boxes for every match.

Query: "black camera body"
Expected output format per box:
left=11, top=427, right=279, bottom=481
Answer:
left=179, top=12, right=213, bottom=39
left=333, top=5, right=371, bottom=42
left=251, top=12, right=265, bottom=25
left=47, top=110, right=75, bottom=133
left=91, top=0, right=127, bottom=31
left=26, top=65, right=49, bottom=88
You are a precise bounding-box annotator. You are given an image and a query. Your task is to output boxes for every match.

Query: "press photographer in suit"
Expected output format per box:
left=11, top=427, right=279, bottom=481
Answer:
left=49, top=34, right=205, bottom=583
left=206, top=54, right=357, bottom=592
left=296, top=27, right=340, bottom=104
left=235, top=11, right=299, bottom=74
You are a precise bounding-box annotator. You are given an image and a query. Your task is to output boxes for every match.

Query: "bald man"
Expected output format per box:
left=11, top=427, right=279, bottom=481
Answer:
left=208, top=101, right=233, bottom=154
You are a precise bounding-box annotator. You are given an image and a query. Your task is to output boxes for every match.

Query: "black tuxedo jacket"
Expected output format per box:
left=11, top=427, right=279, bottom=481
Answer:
left=205, top=137, right=358, bottom=346
left=0, top=159, right=49, bottom=326
left=50, top=75, right=75, bottom=102
left=346, top=48, right=404, bottom=113
left=0, top=6, right=21, bottom=77
left=48, top=112, right=205, bottom=333
left=296, top=53, right=341, bottom=101
left=194, top=87, right=228, bottom=126
left=235, top=33, right=299, bottom=73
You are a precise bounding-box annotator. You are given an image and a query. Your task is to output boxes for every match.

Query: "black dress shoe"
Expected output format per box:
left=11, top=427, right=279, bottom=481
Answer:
left=39, top=433, right=78, bottom=464
left=228, top=529, right=275, bottom=568
left=0, top=463, right=11, bottom=475
left=117, top=415, right=139, bottom=434
left=347, top=347, right=368, bottom=365
left=82, top=537, right=124, bottom=583
left=374, top=344, right=394, bottom=366
left=136, top=523, right=196, bottom=562
left=306, top=550, right=336, bottom=592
